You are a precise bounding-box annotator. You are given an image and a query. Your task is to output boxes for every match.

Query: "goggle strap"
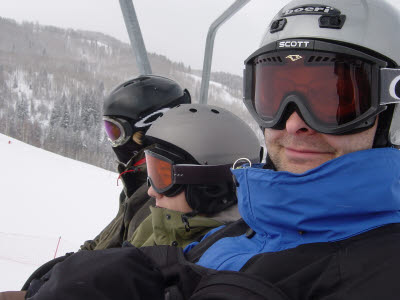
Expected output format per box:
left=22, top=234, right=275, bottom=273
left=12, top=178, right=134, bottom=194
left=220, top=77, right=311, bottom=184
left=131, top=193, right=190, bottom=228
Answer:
left=380, top=68, right=400, bottom=105
left=173, top=164, right=233, bottom=185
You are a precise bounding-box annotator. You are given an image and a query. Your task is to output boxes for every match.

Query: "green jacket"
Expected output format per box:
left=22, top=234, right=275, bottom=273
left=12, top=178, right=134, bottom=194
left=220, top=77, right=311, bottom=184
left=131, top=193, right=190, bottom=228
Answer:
left=129, top=206, right=225, bottom=248
left=81, top=149, right=154, bottom=250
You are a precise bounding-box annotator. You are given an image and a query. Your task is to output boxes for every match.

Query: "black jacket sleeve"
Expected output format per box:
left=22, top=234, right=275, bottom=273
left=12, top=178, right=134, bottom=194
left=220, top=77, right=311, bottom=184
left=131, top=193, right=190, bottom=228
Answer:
left=27, top=245, right=165, bottom=300
left=26, top=244, right=289, bottom=300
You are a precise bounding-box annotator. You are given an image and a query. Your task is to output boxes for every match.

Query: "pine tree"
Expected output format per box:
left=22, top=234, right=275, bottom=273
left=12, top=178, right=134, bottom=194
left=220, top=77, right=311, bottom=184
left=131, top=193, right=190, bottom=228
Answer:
left=60, top=100, right=70, bottom=129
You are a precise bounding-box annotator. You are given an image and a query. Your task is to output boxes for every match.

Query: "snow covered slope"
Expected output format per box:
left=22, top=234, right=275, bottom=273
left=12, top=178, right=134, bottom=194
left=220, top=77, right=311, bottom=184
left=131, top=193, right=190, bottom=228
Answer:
left=0, top=133, right=121, bottom=291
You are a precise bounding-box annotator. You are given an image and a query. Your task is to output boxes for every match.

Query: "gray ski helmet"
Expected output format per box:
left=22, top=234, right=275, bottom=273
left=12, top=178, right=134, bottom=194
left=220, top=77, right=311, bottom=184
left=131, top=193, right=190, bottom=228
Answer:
left=103, top=75, right=191, bottom=130
left=256, top=0, right=400, bottom=146
left=146, top=104, right=261, bottom=166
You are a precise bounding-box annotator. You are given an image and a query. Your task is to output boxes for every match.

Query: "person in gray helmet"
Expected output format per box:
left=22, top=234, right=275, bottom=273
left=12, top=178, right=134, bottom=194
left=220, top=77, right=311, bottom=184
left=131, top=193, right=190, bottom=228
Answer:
left=16, top=105, right=261, bottom=300
left=9, top=0, right=400, bottom=299
left=128, top=104, right=260, bottom=248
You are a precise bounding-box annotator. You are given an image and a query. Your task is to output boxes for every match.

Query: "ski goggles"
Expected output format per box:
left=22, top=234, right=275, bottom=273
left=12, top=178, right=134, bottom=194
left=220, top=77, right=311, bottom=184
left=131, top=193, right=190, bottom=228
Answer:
left=103, top=116, right=133, bottom=147
left=243, top=39, right=400, bottom=134
left=145, top=149, right=232, bottom=196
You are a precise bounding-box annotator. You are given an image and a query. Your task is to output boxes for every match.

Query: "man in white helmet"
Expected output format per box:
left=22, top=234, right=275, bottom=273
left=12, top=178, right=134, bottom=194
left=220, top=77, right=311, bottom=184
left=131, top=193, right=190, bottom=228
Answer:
left=182, top=0, right=400, bottom=297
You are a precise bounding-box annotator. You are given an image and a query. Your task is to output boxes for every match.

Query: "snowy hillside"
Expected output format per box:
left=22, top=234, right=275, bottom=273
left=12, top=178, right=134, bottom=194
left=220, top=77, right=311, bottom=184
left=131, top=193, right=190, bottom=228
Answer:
left=0, top=133, right=121, bottom=291
left=0, top=18, right=262, bottom=173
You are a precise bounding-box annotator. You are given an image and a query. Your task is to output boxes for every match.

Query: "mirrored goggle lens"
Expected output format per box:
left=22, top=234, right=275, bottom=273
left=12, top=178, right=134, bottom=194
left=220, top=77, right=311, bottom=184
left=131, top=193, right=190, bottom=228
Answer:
left=145, top=151, right=174, bottom=192
left=252, top=51, right=374, bottom=126
left=104, top=120, right=122, bottom=142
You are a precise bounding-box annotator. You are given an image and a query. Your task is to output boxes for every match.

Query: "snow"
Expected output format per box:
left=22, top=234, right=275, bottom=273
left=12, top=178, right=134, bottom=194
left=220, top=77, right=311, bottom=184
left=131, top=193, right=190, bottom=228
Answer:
left=187, top=73, right=201, bottom=83
left=0, top=133, right=121, bottom=291
left=96, top=41, right=113, bottom=55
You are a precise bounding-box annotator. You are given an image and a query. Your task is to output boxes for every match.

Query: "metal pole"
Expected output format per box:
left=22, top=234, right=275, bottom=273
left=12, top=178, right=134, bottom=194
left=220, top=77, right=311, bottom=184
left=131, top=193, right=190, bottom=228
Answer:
left=119, top=0, right=152, bottom=75
left=53, top=236, right=61, bottom=259
left=199, top=0, right=251, bottom=104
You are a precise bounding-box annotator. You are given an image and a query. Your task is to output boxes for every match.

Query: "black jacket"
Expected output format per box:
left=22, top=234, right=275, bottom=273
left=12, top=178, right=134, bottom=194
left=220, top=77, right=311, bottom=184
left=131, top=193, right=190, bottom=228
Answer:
left=80, top=149, right=155, bottom=250
left=25, top=223, right=400, bottom=300
left=241, top=223, right=400, bottom=300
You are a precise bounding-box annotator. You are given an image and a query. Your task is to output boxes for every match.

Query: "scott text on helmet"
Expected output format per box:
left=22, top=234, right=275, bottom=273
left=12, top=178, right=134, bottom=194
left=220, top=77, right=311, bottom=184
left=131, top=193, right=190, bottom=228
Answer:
left=278, top=40, right=312, bottom=48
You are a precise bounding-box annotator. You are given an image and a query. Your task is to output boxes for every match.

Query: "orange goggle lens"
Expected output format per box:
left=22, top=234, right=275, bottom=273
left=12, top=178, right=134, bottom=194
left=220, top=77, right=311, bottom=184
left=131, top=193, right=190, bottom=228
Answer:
left=145, top=151, right=174, bottom=192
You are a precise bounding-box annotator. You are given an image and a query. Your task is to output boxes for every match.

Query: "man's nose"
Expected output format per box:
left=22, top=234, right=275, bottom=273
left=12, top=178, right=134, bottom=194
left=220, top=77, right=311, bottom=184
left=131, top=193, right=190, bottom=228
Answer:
left=147, top=185, right=161, bottom=198
left=285, top=112, right=316, bottom=135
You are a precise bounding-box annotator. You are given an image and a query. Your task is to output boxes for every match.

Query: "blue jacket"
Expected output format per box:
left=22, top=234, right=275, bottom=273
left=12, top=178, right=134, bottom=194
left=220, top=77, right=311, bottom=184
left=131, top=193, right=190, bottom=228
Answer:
left=193, top=148, right=400, bottom=271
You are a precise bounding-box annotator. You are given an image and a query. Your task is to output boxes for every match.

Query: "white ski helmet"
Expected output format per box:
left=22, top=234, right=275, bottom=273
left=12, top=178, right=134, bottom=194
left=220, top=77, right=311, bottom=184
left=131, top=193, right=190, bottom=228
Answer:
left=243, top=0, right=400, bottom=146
left=146, top=104, right=261, bottom=165
left=145, top=104, right=261, bottom=214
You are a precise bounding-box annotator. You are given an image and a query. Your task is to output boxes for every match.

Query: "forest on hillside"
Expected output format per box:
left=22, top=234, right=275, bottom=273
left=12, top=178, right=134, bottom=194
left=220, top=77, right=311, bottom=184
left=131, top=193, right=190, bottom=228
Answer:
left=0, top=17, right=260, bottom=171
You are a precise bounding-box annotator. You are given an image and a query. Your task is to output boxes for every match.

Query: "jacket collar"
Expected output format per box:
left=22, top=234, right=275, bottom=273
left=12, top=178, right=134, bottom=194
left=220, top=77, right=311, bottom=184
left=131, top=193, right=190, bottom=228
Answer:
left=150, top=206, right=223, bottom=247
left=232, top=148, right=400, bottom=251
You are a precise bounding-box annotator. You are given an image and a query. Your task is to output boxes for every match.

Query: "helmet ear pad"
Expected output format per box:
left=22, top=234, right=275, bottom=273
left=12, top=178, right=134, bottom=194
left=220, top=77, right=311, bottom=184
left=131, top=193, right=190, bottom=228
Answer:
left=373, top=104, right=395, bottom=148
left=162, top=184, right=185, bottom=198
left=185, top=182, right=237, bottom=215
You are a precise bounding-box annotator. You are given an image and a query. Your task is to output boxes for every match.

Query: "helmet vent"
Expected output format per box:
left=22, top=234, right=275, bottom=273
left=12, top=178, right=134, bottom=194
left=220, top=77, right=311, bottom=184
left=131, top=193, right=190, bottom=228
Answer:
left=319, top=15, right=346, bottom=29
left=307, top=56, right=335, bottom=63
left=123, top=76, right=148, bottom=87
left=255, top=56, right=282, bottom=65
left=211, top=109, right=220, bottom=114
left=189, top=108, right=197, bottom=113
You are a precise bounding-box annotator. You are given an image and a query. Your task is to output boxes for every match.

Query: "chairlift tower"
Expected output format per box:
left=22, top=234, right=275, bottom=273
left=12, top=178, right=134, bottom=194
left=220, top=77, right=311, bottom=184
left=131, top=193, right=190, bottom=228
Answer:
left=119, top=0, right=251, bottom=103
left=119, top=0, right=152, bottom=75
left=199, top=0, right=251, bottom=104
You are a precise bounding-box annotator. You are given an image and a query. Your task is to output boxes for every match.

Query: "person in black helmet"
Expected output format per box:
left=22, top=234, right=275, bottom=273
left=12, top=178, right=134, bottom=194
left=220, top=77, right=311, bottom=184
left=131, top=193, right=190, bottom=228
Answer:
left=79, top=75, right=191, bottom=251
left=10, top=75, right=191, bottom=298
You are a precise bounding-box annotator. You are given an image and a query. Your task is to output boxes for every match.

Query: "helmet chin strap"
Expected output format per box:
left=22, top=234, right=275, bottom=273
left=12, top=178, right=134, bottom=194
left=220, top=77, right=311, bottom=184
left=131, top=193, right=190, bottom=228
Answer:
left=112, top=139, right=143, bottom=164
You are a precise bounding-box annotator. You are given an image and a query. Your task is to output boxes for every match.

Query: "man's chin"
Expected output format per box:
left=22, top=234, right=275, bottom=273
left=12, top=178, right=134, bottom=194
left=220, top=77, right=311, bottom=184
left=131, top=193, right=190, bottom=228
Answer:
left=276, top=157, right=333, bottom=174
left=275, top=149, right=334, bottom=173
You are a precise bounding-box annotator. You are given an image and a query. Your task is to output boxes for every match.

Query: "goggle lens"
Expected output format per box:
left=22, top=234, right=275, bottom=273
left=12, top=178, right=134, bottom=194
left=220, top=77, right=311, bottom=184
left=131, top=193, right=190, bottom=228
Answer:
left=146, top=151, right=174, bottom=192
left=252, top=51, right=373, bottom=127
left=104, top=120, right=122, bottom=142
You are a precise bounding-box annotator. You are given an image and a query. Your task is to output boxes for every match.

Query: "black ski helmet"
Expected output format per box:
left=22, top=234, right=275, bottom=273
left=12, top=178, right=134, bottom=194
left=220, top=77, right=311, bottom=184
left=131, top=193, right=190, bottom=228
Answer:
left=249, top=0, right=400, bottom=147
left=103, top=75, right=191, bottom=132
left=146, top=104, right=261, bottom=214
left=103, top=75, right=191, bottom=163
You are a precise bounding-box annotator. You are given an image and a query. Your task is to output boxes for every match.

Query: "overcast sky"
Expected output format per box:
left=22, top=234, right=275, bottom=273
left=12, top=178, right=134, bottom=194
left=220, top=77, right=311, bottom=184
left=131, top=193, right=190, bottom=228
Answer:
left=0, top=0, right=291, bottom=75
left=1, top=0, right=400, bottom=76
